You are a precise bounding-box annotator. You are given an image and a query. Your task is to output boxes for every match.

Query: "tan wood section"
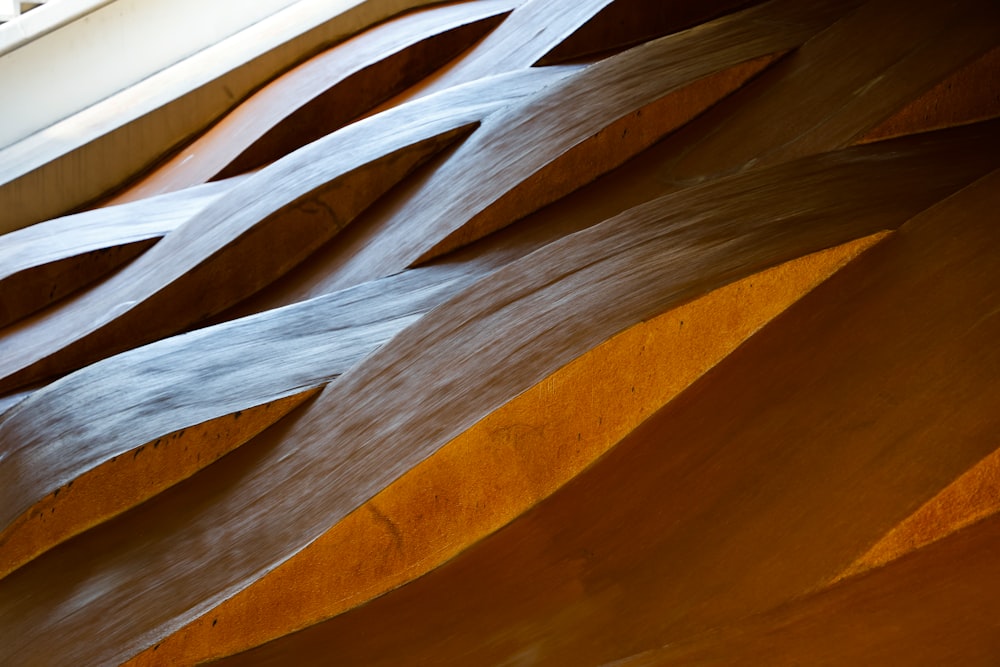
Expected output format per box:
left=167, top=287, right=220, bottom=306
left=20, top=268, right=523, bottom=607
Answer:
left=0, top=0, right=998, bottom=664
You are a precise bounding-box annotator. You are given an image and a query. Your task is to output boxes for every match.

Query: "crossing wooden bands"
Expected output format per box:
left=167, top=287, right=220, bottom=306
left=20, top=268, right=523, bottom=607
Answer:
left=0, top=0, right=998, bottom=664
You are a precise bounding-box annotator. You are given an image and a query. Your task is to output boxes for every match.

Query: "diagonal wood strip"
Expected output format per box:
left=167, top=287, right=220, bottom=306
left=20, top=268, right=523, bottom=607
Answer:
left=0, top=126, right=993, bottom=666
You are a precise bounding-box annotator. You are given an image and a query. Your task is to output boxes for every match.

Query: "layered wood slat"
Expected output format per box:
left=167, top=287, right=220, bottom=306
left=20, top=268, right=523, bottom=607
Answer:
left=1, top=0, right=997, bottom=664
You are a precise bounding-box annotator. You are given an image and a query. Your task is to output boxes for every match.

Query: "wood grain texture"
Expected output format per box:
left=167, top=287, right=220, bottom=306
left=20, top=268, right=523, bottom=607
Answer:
left=130, top=233, right=885, bottom=666
left=653, top=0, right=1000, bottom=181
left=0, top=178, right=238, bottom=329
left=0, top=264, right=475, bottom=578
left=0, top=130, right=992, bottom=666
left=105, top=0, right=513, bottom=205
left=858, top=44, right=1000, bottom=143
left=382, top=0, right=761, bottom=108
left=228, top=0, right=844, bottom=316
left=414, top=0, right=1000, bottom=275
left=536, top=0, right=762, bottom=65
left=211, top=166, right=1000, bottom=667
left=0, top=89, right=494, bottom=393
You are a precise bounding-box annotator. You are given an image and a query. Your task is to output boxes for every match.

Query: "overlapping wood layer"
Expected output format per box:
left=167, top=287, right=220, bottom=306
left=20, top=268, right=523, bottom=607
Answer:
left=0, top=0, right=997, bottom=664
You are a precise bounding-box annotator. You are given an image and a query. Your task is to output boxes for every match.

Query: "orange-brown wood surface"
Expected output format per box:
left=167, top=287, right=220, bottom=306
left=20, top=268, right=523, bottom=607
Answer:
left=212, top=168, right=1000, bottom=666
left=1, top=1, right=998, bottom=664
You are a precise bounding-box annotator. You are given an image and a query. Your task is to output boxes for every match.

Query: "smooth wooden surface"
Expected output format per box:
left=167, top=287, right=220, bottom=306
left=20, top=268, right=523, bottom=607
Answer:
left=452, top=0, right=1000, bottom=257
left=2, top=2, right=998, bottom=664
left=621, top=513, right=1000, bottom=665
left=0, top=263, right=474, bottom=577
left=226, top=0, right=849, bottom=318
left=212, top=167, right=1000, bottom=666
left=130, top=234, right=885, bottom=666
left=0, top=0, right=467, bottom=233
left=0, top=178, right=238, bottom=328
left=0, top=128, right=994, bottom=666
left=105, top=1, right=513, bottom=205
left=0, top=67, right=556, bottom=392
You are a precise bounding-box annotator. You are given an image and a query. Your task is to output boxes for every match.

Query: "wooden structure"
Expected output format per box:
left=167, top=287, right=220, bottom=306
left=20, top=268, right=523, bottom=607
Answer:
left=0, top=0, right=998, bottom=664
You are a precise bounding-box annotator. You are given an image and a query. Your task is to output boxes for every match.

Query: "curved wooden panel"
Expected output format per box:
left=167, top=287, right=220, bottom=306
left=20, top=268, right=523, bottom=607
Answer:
left=621, top=514, right=1000, bottom=665
left=2, top=3, right=998, bottom=664
left=229, top=0, right=843, bottom=314
left=409, top=0, right=1000, bottom=274
left=106, top=0, right=513, bottom=205
left=0, top=264, right=473, bottom=577
left=536, top=0, right=763, bottom=65
left=858, top=44, right=1000, bottom=143
left=0, top=178, right=238, bottom=329
left=129, top=234, right=885, bottom=666
left=0, top=100, right=483, bottom=393
left=210, top=166, right=1000, bottom=667
left=657, top=0, right=1000, bottom=181
left=0, top=129, right=992, bottom=666
left=0, top=0, right=468, bottom=233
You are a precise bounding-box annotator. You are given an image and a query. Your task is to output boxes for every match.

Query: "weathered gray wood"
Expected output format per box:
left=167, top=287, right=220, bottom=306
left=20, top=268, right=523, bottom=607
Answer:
left=0, top=66, right=572, bottom=393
